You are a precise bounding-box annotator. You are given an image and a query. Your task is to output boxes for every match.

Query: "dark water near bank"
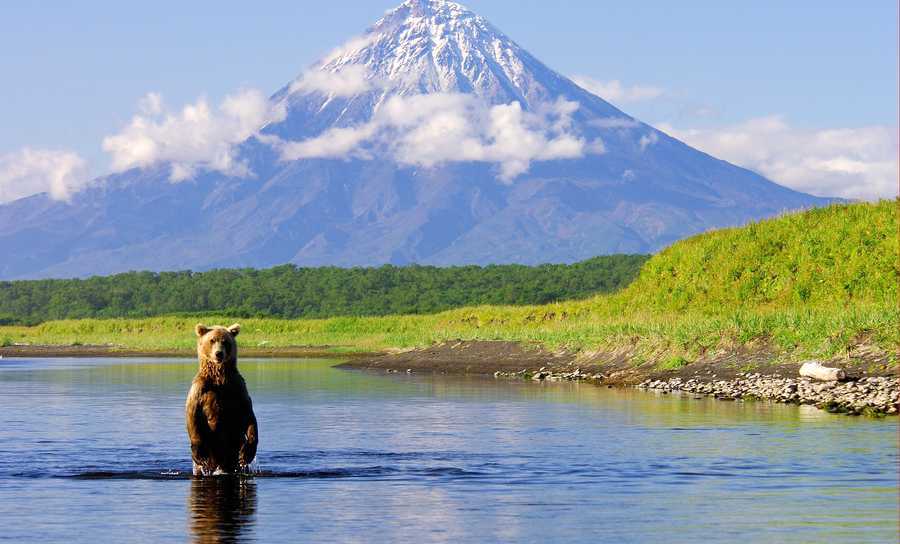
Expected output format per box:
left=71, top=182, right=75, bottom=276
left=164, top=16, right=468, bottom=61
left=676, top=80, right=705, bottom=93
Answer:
left=0, top=357, right=896, bottom=543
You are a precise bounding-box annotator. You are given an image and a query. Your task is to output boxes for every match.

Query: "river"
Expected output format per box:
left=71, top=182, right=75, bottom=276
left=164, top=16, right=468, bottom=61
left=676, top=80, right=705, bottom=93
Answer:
left=1, top=357, right=896, bottom=542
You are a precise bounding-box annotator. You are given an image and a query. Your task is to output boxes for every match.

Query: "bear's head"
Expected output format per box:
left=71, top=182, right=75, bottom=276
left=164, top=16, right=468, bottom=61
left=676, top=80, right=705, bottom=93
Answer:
left=195, top=323, right=241, bottom=379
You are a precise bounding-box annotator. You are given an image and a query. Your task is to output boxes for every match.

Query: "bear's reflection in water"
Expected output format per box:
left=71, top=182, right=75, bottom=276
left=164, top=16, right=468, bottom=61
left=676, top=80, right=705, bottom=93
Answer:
left=189, top=477, right=257, bottom=544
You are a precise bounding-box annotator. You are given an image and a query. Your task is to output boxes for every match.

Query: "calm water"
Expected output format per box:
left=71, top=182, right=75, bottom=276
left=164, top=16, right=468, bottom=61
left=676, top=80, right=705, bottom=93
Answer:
left=0, top=357, right=896, bottom=543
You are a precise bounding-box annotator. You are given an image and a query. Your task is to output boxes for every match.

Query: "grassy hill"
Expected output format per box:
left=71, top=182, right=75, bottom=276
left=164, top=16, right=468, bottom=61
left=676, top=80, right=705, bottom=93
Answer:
left=621, top=200, right=896, bottom=311
left=3, top=200, right=897, bottom=367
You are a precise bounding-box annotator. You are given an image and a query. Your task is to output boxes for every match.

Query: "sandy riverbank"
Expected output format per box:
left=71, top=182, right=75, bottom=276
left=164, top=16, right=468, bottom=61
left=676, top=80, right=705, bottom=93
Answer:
left=337, top=340, right=898, bottom=415
left=4, top=339, right=896, bottom=415
left=337, top=339, right=894, bottom=379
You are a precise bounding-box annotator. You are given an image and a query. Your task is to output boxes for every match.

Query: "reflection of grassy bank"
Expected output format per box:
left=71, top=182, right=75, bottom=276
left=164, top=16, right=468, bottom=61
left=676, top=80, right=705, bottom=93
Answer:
left=2, top=201, right=897, bottom=368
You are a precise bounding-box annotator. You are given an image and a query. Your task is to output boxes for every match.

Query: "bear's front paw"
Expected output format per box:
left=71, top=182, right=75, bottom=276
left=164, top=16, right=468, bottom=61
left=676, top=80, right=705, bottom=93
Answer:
left=192, top=461, right=220, bottom=476
left=239, top=457, right=259, bottom=475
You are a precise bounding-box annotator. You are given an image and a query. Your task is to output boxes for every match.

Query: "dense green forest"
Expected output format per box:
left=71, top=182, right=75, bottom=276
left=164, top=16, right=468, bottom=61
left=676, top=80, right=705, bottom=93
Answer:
left=0, top=255, right=648, bottom=325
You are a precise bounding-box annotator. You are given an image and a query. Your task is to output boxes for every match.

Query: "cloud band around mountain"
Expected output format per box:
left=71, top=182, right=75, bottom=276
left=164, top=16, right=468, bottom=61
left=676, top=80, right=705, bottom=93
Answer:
left=274, top=94, right=593, bottom=181
left=289, top=65, right=374, bottom=97
left=2, top=90, right=896, bottom=205
left=101, top=89, right=286, bottom=182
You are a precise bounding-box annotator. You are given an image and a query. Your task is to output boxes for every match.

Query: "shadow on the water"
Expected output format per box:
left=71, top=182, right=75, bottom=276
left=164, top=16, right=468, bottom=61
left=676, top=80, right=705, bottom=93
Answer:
left=189, top=476, right=257, bottom=544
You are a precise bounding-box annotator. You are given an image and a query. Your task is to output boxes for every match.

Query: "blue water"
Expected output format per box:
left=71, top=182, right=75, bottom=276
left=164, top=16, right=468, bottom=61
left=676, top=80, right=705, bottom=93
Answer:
left=0, top=357, right=896, bottom=543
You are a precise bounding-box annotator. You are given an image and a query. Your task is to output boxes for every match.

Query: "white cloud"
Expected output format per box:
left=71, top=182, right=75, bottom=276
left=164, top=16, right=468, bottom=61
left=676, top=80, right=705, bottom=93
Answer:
left=657, top=115, right=899, bottom=201
left=279, top=123, right=379, bottom=160
left=318, top=34, right=380, bottom=66
left=138, top=92, right=163, bottom=115
left=590, top=116, right=641, bottom=129
left=638, top=131, right=658, bottom=151
left=289, top=65, right=374, bottom=97
left=271, top=94, right=594, bottom=181
left=587, top=138, right=607, bottom=154
left=102, top=89, right=285, bottom=181
left=0, top=148, right=88, bottom=204
left=572, top=76, right=664, bottom=104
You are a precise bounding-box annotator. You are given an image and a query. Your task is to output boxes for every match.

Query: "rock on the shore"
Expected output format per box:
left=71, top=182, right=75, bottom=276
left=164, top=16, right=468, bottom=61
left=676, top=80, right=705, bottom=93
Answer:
left=494, top=367, right=604, bottom=383
left=638, top=374, right=899, bottom=416
left=799, top=360, right=846, bottom=381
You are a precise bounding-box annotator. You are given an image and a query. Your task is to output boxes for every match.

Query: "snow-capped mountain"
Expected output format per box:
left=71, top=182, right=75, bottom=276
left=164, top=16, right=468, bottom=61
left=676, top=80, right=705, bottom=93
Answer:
left=0, top=0, right=833, bottom=279
left=277, top=0, right=602, bottom=115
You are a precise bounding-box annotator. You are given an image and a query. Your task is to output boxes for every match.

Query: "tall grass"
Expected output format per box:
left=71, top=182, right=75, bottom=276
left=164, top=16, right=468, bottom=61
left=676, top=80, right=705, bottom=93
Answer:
left=618, top=200, right=897, bottom=311
left=1, top=303, right=894, bottom=363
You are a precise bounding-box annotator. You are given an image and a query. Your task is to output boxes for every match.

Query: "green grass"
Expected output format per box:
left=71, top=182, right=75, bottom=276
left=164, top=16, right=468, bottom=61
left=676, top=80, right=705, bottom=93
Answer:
left=659, top=355, right=690, bottom=371
left=2, top=201, right=897, bottom=366
left=618, top=198, right=897, bottom=311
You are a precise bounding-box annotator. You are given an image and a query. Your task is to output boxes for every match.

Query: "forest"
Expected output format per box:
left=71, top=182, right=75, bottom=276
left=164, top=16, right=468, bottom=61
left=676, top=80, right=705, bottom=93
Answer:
left=0, top=255, right=648, bottom=325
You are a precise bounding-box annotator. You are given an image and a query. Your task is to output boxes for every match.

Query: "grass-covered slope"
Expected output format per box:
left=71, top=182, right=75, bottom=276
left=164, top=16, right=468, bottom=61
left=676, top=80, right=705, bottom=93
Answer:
left=3, top=201, right=897, bottom=366
left=622, top=200, right=896, bottom=311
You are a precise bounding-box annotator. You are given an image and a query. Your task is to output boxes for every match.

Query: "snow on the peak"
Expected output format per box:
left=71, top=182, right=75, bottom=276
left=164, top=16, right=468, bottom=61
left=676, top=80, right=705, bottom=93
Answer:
left=268, top=0, right=625, bottom=181
left=286, top=0, right=557, bottom=109
left=395, top=0, right=472, bottom=17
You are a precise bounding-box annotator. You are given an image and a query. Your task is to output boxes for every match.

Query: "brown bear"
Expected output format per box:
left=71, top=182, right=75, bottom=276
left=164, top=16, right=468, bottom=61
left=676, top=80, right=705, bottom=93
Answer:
left=185, top=323, right=258, bottom=475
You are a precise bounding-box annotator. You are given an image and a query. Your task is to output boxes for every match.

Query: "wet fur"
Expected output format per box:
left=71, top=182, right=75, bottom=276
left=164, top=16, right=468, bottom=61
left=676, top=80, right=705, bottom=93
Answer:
left=186, top=323, right=258, bottom=475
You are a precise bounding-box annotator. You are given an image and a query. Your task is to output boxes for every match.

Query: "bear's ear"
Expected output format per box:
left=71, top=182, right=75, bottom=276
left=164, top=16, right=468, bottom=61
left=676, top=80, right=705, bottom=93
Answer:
left=226, top=323, right=241, bottom=337
left=195, top=324, right=210, bottom=337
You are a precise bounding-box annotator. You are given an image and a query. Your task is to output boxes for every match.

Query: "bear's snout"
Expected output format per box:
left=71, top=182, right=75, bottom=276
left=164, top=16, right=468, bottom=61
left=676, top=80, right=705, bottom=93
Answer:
left=211, top=341, right=227, bottom=362
left=206, top=338, right=229, bottom=363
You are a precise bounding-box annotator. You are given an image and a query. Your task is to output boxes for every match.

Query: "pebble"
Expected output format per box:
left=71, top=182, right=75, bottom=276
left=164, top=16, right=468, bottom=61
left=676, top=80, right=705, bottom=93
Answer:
left=637, top=374, right=899, bottom=416
left=491, top=366, right=899, bottom=417
left=494, top=367, right=605, bottom=383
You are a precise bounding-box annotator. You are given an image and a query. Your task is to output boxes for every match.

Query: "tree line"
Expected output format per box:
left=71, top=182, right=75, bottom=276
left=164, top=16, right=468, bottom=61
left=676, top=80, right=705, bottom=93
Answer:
left=0, top=255, right=648, bottom=325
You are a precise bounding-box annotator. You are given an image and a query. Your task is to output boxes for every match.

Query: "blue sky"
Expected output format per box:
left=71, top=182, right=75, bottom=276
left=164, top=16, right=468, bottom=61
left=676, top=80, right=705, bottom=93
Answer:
left=0, top=0, right=897, bottom=201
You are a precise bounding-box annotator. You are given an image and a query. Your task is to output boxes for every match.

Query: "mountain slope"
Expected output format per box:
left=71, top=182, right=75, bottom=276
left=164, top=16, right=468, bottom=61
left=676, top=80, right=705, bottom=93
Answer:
left=0, top=0, right=833, bottom=279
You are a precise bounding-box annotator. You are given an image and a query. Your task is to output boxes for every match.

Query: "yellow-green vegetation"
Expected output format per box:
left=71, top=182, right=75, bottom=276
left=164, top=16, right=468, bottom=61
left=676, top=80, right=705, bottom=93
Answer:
left=3, top=201, right=897, bottom=366
left=626, top=199, right=896, bottom=310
